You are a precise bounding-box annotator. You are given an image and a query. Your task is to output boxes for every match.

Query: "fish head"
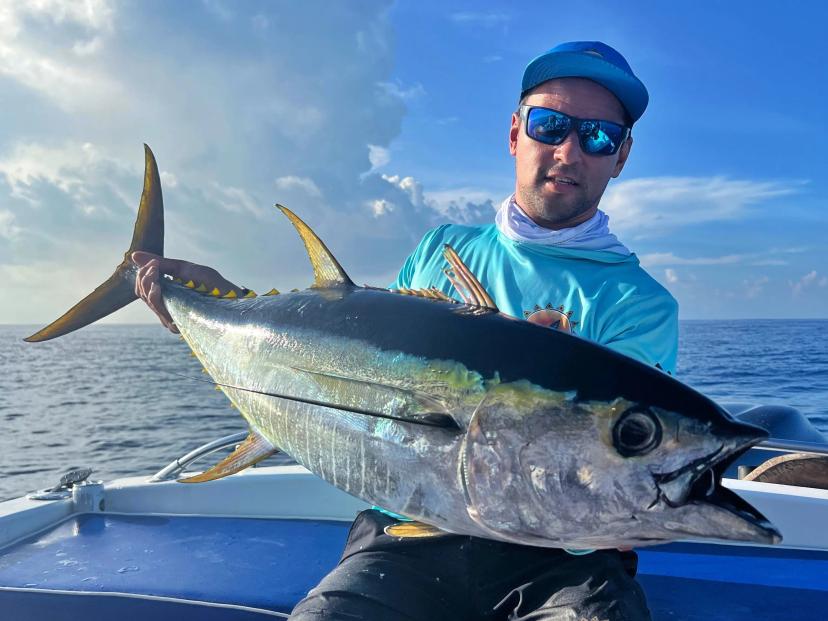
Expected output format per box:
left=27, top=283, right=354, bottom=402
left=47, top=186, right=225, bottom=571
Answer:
left=461, top=387, right=781, bottom=549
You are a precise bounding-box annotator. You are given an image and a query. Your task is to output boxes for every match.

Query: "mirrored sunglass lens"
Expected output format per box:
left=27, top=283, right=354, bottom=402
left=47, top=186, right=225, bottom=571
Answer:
left=527, top=108, right=570, bottom=144
left=579, top=120, right=624, bottom=155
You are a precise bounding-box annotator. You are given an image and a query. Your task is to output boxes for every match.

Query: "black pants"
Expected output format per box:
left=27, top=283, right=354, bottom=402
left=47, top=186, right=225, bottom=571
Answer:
left=289, top=510, right=651, bottom=621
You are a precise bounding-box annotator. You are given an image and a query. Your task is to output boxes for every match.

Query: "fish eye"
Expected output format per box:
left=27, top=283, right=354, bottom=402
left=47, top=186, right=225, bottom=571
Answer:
left=613, top=407, right=662, bottom=457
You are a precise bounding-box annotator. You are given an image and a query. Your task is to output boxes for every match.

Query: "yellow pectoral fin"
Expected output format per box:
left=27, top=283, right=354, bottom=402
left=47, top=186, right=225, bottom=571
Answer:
left=442, top=245, right=498, bottom=311
left=383, top=522, right=449, bottom=539
left=178, top=431, right=276, bottom=483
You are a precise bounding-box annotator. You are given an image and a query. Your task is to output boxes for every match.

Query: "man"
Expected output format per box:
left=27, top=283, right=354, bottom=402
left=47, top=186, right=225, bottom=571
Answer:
left=135, top=41, right=675, bottom=620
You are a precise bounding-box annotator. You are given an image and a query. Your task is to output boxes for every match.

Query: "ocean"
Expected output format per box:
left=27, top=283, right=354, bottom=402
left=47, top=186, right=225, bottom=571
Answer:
left=1, top=320, right=826, bottom=501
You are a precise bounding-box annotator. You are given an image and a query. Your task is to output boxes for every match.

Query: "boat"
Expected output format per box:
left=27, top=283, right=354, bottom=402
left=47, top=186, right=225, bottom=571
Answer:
left=1, top=404, right=827, bottom=620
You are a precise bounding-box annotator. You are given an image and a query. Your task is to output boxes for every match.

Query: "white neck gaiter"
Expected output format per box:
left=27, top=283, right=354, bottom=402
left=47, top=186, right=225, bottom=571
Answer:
left=495, top=194, right=630, bottom=256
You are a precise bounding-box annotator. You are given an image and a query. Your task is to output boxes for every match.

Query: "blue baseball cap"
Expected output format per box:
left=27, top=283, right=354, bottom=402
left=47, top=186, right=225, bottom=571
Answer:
left=521, top=41, right=649, bottom=123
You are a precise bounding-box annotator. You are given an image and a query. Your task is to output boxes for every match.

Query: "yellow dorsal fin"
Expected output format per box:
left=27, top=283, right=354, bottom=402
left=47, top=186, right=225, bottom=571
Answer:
left=390, top=287, right=458, bottom=303
left=195, top=283, right=208, bottom=293
left=276, top=204, right=355, bottom=288
left=179, top=431, right=277, bottom=483
left=384, top=522, right=449, bottom=539
left=442, top=245, right=498, bottom=311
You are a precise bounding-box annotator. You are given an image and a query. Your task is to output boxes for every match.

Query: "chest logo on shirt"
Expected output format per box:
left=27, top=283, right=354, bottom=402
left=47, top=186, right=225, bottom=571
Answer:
left=523, top=304, right=579, bottom=333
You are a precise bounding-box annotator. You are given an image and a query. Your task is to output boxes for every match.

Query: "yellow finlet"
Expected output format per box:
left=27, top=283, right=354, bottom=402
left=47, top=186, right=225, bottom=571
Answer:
left=390, top=287, right=458, bottom=303
left=179, top=431, right=277, bottom=483
left=276, top=204, right=355, bottom=288
left=209, top=287, right=221, bottom=297
left=384, top=522, right=449, bottom=539
left=195, top=283, right=208, bottom=293
left=243, top=290, right=257, bottom=298
left=173, top=277, right=183, bottom=284
left=264, top=288, right=280, bottom=296
left=184, top=280, right=196, bottom=288
left=222, top=290, right=238, bottom=299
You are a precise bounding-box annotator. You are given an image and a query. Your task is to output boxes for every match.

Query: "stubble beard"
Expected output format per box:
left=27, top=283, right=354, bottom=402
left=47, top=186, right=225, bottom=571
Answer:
left=517, top=178, right=596, bottom=229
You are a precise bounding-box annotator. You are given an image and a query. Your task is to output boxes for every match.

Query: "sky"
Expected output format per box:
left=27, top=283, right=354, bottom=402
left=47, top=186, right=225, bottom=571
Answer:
left=0, top=0, right=826, bottom=324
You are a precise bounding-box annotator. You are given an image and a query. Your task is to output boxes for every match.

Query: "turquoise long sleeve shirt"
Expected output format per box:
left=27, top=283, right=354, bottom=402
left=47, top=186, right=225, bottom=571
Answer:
left=390, top=223, right=678, bottom=374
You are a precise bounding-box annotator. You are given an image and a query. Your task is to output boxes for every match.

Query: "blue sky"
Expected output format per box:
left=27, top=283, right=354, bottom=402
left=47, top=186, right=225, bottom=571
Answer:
left=0, top=0, right=826, bottom=323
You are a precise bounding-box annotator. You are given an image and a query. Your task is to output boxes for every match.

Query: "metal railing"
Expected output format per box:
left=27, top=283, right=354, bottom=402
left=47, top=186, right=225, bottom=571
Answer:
left=148, top=432, right=294, bottom=483
left=756, top=438, right=828, bottom=456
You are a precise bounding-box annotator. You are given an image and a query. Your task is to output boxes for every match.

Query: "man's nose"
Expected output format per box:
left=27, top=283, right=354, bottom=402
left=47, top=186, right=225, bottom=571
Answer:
left=552, top=130, right=583, bottom=164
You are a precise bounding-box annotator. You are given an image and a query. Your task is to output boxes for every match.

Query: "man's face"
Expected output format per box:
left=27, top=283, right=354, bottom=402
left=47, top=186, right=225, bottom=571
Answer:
left=509, top=78, right=632, bottom=229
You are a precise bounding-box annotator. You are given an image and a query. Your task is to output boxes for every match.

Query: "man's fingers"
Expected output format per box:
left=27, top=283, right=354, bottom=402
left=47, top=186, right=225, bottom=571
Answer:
left=132, top=252, right=189, bottom=279
left=148, top=281, right=177, bottom=332
left=131, top=251, right=158, bottom=267
left=131, top=253, right=179, bottom=334
left=136, top=262, right=158, bottom=301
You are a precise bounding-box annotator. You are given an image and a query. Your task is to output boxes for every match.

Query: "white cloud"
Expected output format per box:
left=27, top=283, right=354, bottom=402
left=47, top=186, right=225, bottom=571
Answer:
left=377, top=80, right=425, bottom=101
left=640, top=252, right=746, bottom=267
left=0, top=1, right=121, bottom=112
left=0, top=141, right=131, bottom=210
left=743, top=276, right=769, bottom=299
left=207, top=182, right=265, bottom=219
left=274, top=176, right=322, bottom=198
left=602, top=176, right=801, bottom=236
left=383, top=174, right=424, bottom=208
left=423, top=186, right=499, bottom=225
left=0, top=2, right=452, bottom=322
left=368, top=199, right=394, bottom=217
left=450, top=12, right=510, bottom=27
left=790, top=270, right=828, bottom=296
left=0, top=210, right=20, bottom=239
left=664, top=268, right=679, bottom=283
left=201, top=0, right=235, bottom=22
left=639, top=248, right=805, bottom=269
left=368, top=144, right=391, bottom=171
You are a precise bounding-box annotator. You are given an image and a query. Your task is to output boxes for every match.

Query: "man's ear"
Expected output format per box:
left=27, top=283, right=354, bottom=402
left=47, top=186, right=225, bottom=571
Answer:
left=509, top=112, right=520, bottom=156
left=611, top=134, right=633, bottom=178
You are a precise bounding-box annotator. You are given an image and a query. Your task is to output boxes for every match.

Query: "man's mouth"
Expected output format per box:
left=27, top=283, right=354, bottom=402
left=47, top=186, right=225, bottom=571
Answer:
left=546, top=176, right=578, bottom=186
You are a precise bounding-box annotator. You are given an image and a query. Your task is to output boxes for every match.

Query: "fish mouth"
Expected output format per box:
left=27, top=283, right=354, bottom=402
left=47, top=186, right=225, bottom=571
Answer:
left=653, top=434, right=781, bottom=543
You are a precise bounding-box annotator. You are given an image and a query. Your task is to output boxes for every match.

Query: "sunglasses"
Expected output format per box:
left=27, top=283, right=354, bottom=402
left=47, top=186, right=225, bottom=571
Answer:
left=518, top=105, right=630, bottom=156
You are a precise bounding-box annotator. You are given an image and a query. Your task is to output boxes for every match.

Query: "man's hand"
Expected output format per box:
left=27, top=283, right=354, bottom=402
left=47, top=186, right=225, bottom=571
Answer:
left=132, top=251, right=241, bottom=334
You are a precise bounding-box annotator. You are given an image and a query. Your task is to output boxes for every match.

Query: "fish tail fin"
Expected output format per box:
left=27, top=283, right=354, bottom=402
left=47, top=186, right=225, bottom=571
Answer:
left=25, top=144, right=164, bottom=343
